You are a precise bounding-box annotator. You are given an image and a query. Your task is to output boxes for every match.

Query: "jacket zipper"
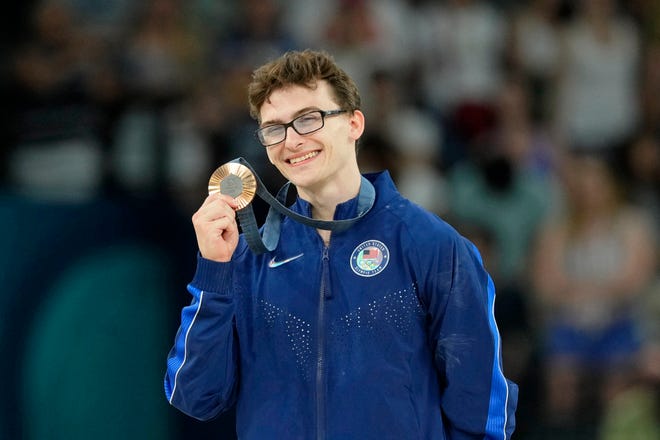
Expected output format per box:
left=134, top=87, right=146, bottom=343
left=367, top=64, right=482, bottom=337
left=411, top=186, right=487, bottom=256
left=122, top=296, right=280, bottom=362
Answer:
left=316, top=245, right=330, bottom=440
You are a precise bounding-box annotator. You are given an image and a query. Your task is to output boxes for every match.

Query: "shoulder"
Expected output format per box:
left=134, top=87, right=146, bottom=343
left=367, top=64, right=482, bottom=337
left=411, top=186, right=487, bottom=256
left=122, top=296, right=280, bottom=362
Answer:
left=371, top=172, right=464, bottom=260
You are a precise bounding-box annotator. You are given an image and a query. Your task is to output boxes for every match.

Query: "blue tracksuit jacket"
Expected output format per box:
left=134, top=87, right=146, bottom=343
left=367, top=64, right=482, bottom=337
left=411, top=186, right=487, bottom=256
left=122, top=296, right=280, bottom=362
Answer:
left=165, top=171, right=518, bottom=439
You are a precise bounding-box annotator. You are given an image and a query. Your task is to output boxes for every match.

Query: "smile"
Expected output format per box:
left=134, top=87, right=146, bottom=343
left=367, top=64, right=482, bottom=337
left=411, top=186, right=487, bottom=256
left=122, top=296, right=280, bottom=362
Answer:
left=288, top=151, right=319, bottom=165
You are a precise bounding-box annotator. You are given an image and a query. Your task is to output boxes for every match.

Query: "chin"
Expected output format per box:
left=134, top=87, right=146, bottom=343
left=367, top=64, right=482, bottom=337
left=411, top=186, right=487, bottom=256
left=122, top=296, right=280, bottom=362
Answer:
left=289, top=171, right=323, bottom=191
left=287, top=175, right=312, bottom=189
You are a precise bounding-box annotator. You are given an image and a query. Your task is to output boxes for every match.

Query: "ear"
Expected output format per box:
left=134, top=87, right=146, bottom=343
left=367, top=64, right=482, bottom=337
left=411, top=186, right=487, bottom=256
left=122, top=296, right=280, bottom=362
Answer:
left=348, top=110, right=365, bottom=141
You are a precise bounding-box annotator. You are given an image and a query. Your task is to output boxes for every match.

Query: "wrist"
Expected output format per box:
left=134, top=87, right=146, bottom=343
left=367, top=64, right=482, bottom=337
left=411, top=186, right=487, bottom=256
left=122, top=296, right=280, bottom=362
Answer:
left=191, top=252, right=233, bottom=292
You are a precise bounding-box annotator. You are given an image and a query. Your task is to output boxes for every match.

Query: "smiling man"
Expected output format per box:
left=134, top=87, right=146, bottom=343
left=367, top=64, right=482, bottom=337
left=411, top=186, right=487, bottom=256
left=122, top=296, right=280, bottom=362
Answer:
left=165, top=49, right=518, bottom=439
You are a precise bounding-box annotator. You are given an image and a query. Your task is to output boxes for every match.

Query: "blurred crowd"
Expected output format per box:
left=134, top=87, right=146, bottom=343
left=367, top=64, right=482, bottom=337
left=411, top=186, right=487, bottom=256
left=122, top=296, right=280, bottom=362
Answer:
left=1, top=0, right=658, bottom=439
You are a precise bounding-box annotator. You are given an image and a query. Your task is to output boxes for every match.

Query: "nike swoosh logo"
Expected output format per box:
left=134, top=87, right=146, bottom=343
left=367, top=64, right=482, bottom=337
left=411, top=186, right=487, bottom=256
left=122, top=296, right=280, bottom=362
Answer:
left=268, top=253, right=304, bottom=268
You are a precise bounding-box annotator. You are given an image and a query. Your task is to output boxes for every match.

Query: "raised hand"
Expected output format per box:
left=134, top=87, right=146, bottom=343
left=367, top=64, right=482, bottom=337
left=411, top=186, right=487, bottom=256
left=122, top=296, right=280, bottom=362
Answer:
left=192, top=193, right=240, bottom=262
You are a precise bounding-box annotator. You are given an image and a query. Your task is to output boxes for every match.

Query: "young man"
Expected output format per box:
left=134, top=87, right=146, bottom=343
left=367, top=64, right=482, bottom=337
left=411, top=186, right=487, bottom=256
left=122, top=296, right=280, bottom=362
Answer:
left=165, top=49, right=517, bottom=439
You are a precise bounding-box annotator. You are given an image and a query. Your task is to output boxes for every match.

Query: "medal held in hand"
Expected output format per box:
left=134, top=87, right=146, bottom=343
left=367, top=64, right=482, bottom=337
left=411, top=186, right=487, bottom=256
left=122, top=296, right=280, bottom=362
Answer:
left=206, top=157, right=375, bottom=255
left=208, top=162, right=257, bottom=209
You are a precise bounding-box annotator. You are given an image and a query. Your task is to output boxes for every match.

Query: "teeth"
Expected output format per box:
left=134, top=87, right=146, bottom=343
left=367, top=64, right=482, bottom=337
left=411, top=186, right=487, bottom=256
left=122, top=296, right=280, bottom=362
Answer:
left=289, top=151, right=318, bottom=164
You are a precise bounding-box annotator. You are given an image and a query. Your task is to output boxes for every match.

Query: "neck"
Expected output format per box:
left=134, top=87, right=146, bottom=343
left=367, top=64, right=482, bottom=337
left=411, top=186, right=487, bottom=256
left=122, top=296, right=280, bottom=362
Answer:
left=309, top=178, right=362, bottom=221
left=299, top=166, right=363, bottom=222
left=296, top=162, right=363, bottom=246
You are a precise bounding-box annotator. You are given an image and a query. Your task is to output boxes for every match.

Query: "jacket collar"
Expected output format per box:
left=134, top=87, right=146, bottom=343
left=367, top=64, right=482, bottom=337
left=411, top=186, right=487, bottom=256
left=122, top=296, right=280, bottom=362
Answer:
left=291, top=170, right=397, bottom=221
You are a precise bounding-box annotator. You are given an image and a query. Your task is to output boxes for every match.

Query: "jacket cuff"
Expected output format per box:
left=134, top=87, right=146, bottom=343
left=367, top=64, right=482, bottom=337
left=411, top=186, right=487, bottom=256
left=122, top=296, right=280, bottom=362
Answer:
left=190, top=253, right=232, bottom=293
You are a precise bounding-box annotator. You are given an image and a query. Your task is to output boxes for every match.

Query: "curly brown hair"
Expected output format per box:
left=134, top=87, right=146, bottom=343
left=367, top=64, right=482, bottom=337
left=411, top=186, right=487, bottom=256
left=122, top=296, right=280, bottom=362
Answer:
left=247, top=49, right=361, bottom=122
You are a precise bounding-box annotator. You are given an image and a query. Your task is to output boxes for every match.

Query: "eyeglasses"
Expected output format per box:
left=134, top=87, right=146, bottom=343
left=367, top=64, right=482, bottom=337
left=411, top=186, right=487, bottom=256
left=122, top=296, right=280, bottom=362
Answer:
left=256, top=109, right=347, bottom=147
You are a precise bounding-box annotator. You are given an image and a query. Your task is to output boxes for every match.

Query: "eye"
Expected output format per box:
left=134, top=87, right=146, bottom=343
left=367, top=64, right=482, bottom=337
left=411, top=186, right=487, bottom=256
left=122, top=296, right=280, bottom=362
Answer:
left=262, top=125, right=284, bottom=136
left=297, top=113, right=321, bottom=126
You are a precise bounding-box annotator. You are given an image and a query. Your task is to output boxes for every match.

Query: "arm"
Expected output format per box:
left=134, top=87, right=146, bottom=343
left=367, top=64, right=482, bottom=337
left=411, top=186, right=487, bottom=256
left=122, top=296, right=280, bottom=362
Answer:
left=425, top=234, right=517, bottom=439
left=164, top=257, right=239, bottom=420
left=164, top=192, right=242, bottom=420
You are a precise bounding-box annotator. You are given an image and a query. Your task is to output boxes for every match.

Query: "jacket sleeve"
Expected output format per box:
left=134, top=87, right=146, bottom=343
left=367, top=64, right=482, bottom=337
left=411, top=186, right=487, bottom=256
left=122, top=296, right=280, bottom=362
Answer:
left=164, top=254, right=239, bottom=420
left=425, top=234, right=518, bottom=439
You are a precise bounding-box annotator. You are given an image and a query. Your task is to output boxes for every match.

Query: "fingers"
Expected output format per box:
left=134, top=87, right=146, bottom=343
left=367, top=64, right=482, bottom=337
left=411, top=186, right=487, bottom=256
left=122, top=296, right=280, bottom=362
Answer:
left=192, top=193, right=241, bottom=262
left=203, top=192, right=240, bottom=211
left=194, top=193, right=239, bottom=223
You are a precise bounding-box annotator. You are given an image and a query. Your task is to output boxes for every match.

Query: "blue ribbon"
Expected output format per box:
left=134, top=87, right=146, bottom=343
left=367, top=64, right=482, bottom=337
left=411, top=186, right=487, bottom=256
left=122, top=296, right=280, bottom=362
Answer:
left=229, top=157, right=375, bottom=254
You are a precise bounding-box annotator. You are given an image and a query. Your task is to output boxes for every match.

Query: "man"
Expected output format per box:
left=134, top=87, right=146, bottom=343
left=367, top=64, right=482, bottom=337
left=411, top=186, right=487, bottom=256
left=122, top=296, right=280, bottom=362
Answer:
left=165, top=49, right=517, bottom=439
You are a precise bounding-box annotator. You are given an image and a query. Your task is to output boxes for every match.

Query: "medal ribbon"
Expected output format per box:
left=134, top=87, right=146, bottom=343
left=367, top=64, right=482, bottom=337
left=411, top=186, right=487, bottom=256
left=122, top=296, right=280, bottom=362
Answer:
left=218, top=157, right=375, bottom=254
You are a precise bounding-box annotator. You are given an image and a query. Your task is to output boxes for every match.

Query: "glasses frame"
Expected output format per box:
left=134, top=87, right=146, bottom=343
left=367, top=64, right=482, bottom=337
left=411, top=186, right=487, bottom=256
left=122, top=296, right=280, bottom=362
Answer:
left=255, top=109, right=347, bottom=147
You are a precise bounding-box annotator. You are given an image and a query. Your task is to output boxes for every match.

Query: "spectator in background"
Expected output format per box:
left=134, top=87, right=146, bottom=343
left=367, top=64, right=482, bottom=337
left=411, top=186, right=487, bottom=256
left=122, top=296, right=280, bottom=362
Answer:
left=357, top=69, right=405, bottom=177
left=599, top=275, right=660, bottom=440
left=553, top=0, right=641, bottom=164
left=121, top=0, right=205, bottom=104
left=319, top=0, right=414, bottom=94
left=624, top=0, right=660, bottom=51
left=507, top=0, right=563, bottom=125
left=65, top=0, right=135, bottom=42
left=531, top=154, right=657, bottom=434
left=416, top=0, right=506, bottom=167
left=280, top=0, right=336, bottom=49
left=5, top=0, right=109, bottom=201
left=388, top=106, right=447, bottom=216
left=361, top=69, right=447, bottom=216
left=640, top=41, right=660, bottom=134
left=496, top=76, right=560, bottom=182
left=213, top=0, right=297, bottom=68
left=446, top=80, right=551, bottom=294
left=622, top=133, right=660, bottom=238
left=417, top=0, right=506, bottom=114
left=112, top=0, right=207, bottom=197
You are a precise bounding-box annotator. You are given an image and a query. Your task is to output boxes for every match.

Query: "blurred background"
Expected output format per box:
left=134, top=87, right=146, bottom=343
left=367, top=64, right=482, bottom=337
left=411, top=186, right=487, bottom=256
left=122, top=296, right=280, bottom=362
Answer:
left=0, top=0, right=658, bottom=438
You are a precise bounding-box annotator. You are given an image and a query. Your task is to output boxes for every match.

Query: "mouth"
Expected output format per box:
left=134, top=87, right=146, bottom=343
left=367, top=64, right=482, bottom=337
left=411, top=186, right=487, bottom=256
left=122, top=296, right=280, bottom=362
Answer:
left=287, top=151, right=319, bottom=165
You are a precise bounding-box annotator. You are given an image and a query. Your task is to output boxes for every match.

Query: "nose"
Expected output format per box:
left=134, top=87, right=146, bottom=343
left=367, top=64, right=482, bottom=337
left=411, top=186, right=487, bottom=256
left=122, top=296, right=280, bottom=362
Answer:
left=283, top=126, right=303, bottom=149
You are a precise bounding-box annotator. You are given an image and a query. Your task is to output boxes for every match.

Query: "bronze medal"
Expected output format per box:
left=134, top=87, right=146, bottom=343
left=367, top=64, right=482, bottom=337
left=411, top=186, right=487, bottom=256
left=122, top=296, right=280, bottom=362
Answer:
left=208, top=162, right=257, bottom=209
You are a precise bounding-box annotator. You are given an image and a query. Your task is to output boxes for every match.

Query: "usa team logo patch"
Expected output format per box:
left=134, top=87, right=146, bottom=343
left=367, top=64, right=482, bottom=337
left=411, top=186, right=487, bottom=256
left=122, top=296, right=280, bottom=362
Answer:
left=350, top=240, right=389, bottom=277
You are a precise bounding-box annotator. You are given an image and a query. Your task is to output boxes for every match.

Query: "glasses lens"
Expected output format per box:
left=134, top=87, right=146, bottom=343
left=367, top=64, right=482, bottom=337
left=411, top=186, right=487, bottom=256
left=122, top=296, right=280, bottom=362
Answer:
left=293, top=111, right=323, bottom=135
left=258, top=125, right=285, bottom=146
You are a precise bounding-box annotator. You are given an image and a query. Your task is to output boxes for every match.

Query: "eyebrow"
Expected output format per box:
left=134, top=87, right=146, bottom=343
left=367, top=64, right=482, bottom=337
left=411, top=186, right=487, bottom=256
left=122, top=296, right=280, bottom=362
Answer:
left=260, top=106, right=320, bottom=127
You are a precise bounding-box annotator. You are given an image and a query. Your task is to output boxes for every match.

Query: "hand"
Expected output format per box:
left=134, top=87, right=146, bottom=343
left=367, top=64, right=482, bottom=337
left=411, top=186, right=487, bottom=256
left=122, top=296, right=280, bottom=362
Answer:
left=192, top=193, right=240, bottom=262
